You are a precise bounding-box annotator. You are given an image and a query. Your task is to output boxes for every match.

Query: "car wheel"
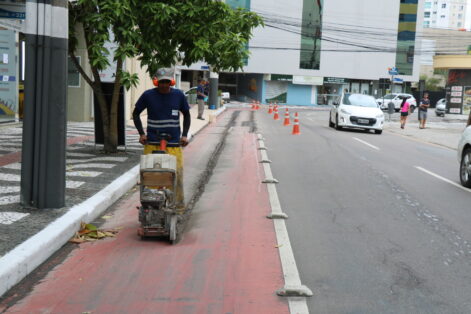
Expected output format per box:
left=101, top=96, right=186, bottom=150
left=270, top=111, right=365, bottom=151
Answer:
left=410, top=105, right=415, bottom=113
left=335, top=115, right=341, bottom=130
left=329, top=118, right=334, bottom=128
left=460, top=147, right=471, bottom=188
left=374, top=129, right=382, bottom=134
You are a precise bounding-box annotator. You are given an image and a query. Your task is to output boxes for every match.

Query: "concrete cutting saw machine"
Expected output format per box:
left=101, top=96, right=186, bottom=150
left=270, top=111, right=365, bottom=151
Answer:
left=137, top=136, right=179, bottom=243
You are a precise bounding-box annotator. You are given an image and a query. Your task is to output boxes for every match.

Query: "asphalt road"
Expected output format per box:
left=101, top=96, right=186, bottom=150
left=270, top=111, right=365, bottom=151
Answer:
left=257, top=109, right=471, bottom=314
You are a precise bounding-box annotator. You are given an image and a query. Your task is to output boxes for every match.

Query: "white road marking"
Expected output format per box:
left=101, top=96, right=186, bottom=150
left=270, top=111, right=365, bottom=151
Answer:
left=68, top=163, right=116, bottom=170
left=0, top=186, right=20, bottom=194
left=67, top=156, right=128, bottom=164
left=1, top=163, right=21, bottom=170
left=0, top=211, right=28, bottom=224
left=0, top=173, right=20, bottom=182
left=0, top=195, right=20, bottom=205
left=415, top=166, right=471, bottom=193
left=66, top=152, right=95, bottom=157
left=66, top=181, right=85, bottom=188
left=353, top=137, right=380, bottom=150
left=257, top=133, right=311, bottom=314
left=66, top=171, right=102, bottom=177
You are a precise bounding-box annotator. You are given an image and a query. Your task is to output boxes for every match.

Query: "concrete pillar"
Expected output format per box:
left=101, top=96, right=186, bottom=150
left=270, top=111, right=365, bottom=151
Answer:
left=21, top=0, right=68, bottom=209
left=209, top=70, right=219, bottom=109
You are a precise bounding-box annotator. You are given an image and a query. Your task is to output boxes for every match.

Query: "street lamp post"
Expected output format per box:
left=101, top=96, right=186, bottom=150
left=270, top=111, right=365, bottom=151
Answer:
left=21, top=0, right=68, bottom=209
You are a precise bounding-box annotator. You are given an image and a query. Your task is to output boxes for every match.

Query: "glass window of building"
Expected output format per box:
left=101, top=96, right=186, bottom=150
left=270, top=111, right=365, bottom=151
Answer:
left=442, top=3, right=446, bottom=8
left=424, top=12, right=431, bottom=18
left=424, top=2, right=432, bottom=8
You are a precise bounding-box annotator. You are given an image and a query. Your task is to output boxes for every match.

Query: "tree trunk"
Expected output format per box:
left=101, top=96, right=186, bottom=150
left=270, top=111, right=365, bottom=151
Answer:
left=107, top=58, right=124, bottom=153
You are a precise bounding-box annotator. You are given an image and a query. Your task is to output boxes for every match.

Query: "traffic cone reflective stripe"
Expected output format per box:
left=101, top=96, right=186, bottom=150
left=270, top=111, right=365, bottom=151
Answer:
left=292, top=112, right=300, bottom=135
left=273, top=107, right=279, bottom=120
left=283, top=108, right=290, bottom=126
left=268, top=104, right=273, bottom=114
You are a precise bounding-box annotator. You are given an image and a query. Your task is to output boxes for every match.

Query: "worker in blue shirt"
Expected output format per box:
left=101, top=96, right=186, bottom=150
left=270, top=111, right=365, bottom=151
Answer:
left=132, top=67, right=191, bottom=213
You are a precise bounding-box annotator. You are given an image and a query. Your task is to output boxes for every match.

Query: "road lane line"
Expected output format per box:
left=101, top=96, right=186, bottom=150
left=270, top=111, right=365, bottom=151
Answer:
left=415, top=166, right=471, bottom=193
left=353, top=137, right=380, bottom=150
left=257, top=133, right=311, bottom=314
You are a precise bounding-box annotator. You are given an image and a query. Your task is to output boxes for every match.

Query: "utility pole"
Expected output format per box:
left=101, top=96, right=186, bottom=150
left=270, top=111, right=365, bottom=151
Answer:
left=208, top=68, right=219, bottom=109
left=21, top=0, right=68, bottom=209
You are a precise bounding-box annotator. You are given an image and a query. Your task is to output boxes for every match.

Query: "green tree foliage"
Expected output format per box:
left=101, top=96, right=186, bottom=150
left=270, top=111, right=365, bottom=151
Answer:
left=419, top=74, right=444, bottom=92
left=69, top=0, right=263, bottom=152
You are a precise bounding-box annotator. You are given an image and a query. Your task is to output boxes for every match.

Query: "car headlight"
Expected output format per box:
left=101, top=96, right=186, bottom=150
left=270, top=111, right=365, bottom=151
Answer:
left=340, top=108, right=351, bottom=114
left=376, top=114, right=384, bottom=119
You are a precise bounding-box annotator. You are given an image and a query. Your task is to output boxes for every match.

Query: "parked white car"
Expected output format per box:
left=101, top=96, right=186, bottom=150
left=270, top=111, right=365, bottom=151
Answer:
left=458, top=125, right=471, bottom=188
left=376, top=93, right=417, bottom=112
left=435, top=98, right=446, bottom=117
left=329, top=93, right=384, bottom=134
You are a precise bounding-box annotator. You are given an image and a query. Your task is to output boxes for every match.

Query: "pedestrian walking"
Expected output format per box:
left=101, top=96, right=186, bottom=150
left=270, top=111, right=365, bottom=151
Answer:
left=418, top=92, right=430, bottom=129
left=132, top=67, right=191, bottom=213
left=399, top=96, right=411, bottom=129
left=196, top=79, right=207, bottom=120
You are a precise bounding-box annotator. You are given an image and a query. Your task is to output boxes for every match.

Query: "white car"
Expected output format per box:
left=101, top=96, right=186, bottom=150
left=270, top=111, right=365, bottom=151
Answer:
left=435, top=98, right=446, bottom=117
left=376, top=93, right=417, bottom=112
left=458, top=125, right=471, bottom=188
left=329, top=93, right=384, bottom=134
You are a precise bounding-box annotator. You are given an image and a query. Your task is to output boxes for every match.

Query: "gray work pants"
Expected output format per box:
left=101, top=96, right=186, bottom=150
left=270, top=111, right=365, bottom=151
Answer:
left=197, top=99, right=205, bottom=118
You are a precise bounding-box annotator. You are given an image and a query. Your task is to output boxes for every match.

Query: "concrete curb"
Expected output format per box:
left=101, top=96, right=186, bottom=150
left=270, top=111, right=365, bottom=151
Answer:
left=0, top=105, right=228, bottom=298
left=0, top=165, right=139, bottom=297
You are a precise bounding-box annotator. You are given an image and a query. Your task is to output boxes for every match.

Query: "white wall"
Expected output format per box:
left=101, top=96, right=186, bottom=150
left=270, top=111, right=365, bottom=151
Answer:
left=244, top=0, right=423, bottom=82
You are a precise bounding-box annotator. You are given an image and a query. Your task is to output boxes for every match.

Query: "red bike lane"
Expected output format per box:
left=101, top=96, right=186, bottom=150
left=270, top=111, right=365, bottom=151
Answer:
left=5, top=111, right=289, bottom=314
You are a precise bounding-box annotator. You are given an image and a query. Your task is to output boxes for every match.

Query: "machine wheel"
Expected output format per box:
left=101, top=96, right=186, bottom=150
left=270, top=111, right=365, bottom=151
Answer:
left=375, top=129, right=383, bottom=134
left=335, top=115, right=342, bottom=130
left=169, top=215, right=178, bottom=244
left=460, top=147, right=471, bottom=188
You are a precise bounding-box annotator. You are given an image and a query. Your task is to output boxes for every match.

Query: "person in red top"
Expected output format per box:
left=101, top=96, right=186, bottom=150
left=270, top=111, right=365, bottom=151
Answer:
left=399, top=96, right=411, bottom=129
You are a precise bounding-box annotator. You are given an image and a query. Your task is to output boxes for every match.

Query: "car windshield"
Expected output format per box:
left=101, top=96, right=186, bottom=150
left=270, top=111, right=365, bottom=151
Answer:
left=343, top=94, right=378, bottom=107
left=382, top=94, right=396, bottom=99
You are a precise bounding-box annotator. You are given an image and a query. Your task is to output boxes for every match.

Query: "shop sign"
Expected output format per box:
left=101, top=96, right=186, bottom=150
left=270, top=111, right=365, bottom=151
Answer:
left=324, top=77, right=349, bottom=84
left=271, top=74, right=293, bottom=82
left=293, top=75, right=323, bottom=85
left=0, top=0, right=25, bottom=19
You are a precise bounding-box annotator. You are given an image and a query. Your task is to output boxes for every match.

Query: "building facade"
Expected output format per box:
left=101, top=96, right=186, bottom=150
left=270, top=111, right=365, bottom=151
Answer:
left=423, top=0, right=467, bottom=29
left=181, top=0, right=424, bottom=106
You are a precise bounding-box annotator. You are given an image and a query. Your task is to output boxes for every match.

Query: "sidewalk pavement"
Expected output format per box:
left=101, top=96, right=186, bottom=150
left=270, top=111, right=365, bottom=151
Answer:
left=383, top=112, right=469, bottom=150
left=0, top=103, right=226, bottom=298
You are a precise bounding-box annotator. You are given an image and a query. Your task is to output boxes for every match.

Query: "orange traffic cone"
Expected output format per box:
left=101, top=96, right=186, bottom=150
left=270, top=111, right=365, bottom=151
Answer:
left=251, top=102, right=255, bottom=110
left=273, top=107, right=280, bottom=120
left=283, top=108, right=290, bottom=126
left=292, top=112, right=300, bottom=135
left=255, top=101, right=260, bottom=110
left=268, top=104, right=273, bottom=114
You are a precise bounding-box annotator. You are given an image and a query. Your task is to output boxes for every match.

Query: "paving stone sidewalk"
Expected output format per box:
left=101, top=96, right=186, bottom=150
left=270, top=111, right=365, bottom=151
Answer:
left=0, top=103, right=219, bottom=258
